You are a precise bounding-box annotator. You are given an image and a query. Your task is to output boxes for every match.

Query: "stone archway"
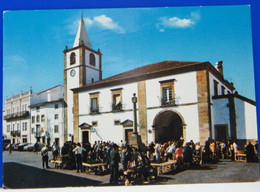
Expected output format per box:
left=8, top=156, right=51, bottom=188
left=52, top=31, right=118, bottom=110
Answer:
left=152, top=110, right=186, bottom=143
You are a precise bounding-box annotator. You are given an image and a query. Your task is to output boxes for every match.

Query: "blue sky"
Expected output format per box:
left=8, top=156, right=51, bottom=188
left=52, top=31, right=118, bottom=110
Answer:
left=3, top=5, right=255, bottom=102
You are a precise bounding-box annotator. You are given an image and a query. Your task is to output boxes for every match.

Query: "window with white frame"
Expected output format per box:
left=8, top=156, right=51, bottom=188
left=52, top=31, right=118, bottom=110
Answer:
left=54, top=114, right=58, bottom=120
left=32, top=116, right=35, bottom=123
left=54, top=125, right=59, bottom=133
left=41, top=115, right=45, bottom=122
left=7, top=125, right=10, bottom=132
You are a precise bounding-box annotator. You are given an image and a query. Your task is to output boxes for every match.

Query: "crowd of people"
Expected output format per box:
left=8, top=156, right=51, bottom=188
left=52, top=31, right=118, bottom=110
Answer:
left=39, top=138, right=259, bottom=184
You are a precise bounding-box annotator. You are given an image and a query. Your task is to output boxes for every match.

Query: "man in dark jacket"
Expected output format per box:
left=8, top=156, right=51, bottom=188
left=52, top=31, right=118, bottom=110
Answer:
left=246, top=142, right=255, bottom=162
left=109, top=144, right=120, bottom=184
left=41, top=145, right=50, bottom=169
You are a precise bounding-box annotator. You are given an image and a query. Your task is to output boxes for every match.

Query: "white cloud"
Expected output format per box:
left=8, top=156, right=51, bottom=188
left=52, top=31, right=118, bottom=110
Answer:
left=3, top=55, right=28, bottom=71
left=86, top=15, right=125, bottom=34
left=168, top=17, right=194, bottom=28
left=159, top=28, right=165, bottom=33
left=157, top=11, right=200, bottom=31
left=85, top=18, right=93, bottom=25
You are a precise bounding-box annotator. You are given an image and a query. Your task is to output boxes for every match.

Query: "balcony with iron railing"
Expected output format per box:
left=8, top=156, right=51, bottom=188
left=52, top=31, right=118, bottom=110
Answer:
left=4, top=111, right=30, bottom=121
left=10, top=130, right=21, bottom=137
left=89, top=106, right=100, bottom=115
left=161, top=98, right=178, bottom=107
left=112, top=102, right=123, bottom=112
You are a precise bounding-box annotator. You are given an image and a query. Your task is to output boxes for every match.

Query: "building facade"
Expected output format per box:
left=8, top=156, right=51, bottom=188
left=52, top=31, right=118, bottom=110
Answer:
left=64, top=18, right=257, bottom=146
left=3, top=90, right=33, bottom=144
left=29, top=85, right=65, bottom=146
left=3, top=16, right=257, bottom=148
left=2, top=85, right=66, bottom=146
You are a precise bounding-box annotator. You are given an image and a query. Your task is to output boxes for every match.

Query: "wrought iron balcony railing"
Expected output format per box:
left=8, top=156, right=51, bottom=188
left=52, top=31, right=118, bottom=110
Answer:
left=112, top=102, right=123, bottom=111
left=10, top=130, right=21, bottom=137
left=90, top=107, right=100, bottom=114
left=161, top=98, right=177, bottom=106
left=4, top=111, right=29, bottom=121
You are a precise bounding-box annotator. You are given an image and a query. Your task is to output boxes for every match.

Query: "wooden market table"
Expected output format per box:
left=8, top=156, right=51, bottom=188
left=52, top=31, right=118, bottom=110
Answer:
left=82, top=162, right=106, bottom=174
left=50, top=157, right=63, bottom=169
left=236, top=154, right=247, bottom=162
left=151, top=160, right=177, bottom=175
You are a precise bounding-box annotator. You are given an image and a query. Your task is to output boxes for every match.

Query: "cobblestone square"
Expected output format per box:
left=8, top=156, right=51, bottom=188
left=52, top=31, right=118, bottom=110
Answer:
left=2, top=151, right=259, bottom=189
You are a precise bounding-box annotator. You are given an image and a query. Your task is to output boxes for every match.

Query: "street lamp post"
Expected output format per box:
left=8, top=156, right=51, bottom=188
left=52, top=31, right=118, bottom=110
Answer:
left=129, top=93, right=142, bottom=147
left=132, top=93, right=138, bottom=134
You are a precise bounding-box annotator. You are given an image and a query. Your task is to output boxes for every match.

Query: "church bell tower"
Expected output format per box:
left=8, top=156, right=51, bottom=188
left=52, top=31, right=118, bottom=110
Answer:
left=63, top=15, right=102, bottom=142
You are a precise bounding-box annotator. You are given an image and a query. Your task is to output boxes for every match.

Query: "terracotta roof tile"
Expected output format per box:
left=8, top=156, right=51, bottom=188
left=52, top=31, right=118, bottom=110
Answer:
left=93, top=60, right=203, bottom=85
left=72, top=60, right=231, bottom=92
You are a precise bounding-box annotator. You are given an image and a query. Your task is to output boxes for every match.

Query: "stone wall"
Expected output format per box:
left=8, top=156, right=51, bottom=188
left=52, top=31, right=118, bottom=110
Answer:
left=197, top=70, right=211, bottom=144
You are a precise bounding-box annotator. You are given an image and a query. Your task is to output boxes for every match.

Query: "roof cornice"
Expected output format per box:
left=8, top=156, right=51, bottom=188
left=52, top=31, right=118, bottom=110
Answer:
left=63, top=44, right=102, bottom=56
left=29, top=98, right=65, bottom=108
left=212, top=94, right=256, bottom=105
left=72, top=61, right=234, bottom=93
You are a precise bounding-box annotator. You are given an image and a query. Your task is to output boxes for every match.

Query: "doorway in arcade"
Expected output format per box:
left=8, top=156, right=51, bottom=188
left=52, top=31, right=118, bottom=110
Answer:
left=153, top=110, right=184, bottom=143
left=82, top=131, right=89, bottom=144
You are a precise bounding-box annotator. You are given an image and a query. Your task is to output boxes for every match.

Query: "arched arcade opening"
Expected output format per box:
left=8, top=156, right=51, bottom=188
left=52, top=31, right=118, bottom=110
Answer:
left=152, top=110, right=185, bottom=143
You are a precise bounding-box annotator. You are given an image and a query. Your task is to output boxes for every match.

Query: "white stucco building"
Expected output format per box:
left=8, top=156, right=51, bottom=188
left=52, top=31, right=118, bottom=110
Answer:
left=3, top=90, right=34, bottom=144
left=3, top=16, right=257, bottom=149
left=29, top=85, right=65, bottom=146
left=2, top=85, right=66, bottom=146
left=63, top=17, right=257, bottom=147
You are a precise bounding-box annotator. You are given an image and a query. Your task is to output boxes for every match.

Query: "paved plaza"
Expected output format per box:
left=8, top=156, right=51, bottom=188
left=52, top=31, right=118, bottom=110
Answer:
left=2, top=151, right=260, bottom=189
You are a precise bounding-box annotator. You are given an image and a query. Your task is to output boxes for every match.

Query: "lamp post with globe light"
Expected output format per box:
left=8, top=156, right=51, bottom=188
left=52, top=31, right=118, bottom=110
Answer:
left=129, top=93, right=142, bottom=147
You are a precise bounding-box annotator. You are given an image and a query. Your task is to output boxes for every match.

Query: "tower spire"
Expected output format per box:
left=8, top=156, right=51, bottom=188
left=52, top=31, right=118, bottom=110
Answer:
left=73, top=15, right=92, bottom=48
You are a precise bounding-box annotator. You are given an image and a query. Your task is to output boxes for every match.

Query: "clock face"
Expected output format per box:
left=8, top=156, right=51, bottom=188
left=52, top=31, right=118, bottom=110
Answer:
left=70, top=69, right=76, bottom=77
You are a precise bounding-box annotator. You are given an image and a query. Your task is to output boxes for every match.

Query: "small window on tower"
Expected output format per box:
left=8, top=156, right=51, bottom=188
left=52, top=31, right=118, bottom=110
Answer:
left=90, top=53, right=96, bottom=66
left=70, top=52, right=76, bottom=65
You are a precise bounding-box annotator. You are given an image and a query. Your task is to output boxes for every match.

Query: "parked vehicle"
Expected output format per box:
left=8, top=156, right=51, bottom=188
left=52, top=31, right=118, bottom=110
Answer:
left=12, top=143, right=20, bottom=150
left=24, top=143, right=45, bottom=152
left=18, top=143, right=32, bottom=151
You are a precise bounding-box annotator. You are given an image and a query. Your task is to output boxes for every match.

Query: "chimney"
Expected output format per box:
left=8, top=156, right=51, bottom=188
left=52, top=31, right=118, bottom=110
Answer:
left=215, top=61, right=223, bottom=77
